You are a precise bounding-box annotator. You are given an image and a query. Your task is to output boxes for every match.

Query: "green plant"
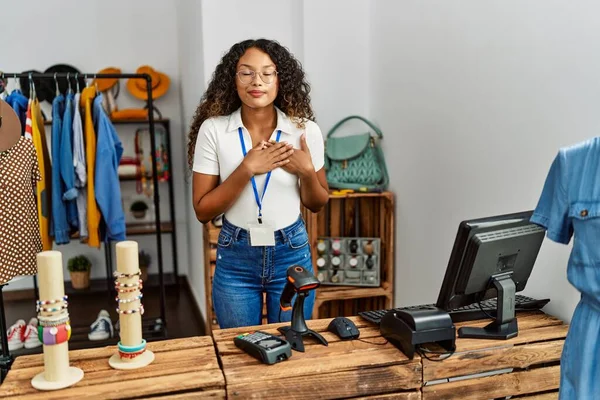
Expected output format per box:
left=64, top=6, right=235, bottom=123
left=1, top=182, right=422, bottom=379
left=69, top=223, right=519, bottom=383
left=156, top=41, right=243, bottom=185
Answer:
left=67, top=255, right=92, bottom=272
left=139, top=251, right=151, bottom=268
left=130, top=201, right=149, bottom=212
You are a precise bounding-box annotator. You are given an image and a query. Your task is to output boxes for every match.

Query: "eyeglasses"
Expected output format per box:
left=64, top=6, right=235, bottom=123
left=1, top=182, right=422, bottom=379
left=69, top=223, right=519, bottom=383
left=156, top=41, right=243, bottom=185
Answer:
left=236, top=70, right=278, bottom=85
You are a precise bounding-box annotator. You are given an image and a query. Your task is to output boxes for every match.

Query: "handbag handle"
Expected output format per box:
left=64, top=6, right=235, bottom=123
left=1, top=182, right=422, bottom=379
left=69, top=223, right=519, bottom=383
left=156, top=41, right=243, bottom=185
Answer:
left=327, top=115, right=383, bottom=139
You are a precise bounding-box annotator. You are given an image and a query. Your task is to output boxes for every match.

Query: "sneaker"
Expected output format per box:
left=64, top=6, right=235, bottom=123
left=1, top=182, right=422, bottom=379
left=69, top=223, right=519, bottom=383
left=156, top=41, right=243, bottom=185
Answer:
left=88, top=310, right=114, bottom=341
left=7, top=319, right=26, bottom=351
left=23, top=318, right=42, bottom=349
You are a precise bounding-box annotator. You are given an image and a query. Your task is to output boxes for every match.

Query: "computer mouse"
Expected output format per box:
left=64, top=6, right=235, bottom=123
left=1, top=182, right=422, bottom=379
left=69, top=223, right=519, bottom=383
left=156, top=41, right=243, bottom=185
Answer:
left=327, top=317, right=360, bottom=340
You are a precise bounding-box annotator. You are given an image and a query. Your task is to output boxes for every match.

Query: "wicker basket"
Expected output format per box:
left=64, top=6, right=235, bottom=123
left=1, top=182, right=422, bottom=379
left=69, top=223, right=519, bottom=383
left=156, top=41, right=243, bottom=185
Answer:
left=70, top=270, right=91, bottom=289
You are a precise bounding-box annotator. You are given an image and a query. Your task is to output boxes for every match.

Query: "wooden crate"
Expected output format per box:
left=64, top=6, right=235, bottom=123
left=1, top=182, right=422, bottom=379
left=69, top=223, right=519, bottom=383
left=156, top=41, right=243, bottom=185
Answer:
left=1, top=337, right=225, bottom=399
left=304, top=191, right=395, bottom=319
left=421, top=311, right=565, bottom=399
left=213, top=316, right=421, bottom=399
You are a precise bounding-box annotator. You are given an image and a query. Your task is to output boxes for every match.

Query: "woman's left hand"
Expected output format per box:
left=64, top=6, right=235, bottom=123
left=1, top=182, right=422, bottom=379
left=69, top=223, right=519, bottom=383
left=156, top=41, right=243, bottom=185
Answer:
left=268, top=134, right=314, bottom=177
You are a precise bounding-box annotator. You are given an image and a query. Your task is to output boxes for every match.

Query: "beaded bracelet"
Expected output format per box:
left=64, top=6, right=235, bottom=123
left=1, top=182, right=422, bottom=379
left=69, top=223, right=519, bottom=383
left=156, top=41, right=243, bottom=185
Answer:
left=113, top=270, right=141, bottom=279
left=37, top=303, right=69, bottom=313
left=39, top=315, right=70, bottom=327
left=118, top=339, right=147, bottom=353
left=36, top=295, right=68, bottom=306
left=114, top=279, right=143, bottom=288
left=118, top=348, right=146, bottom=359
left=116, top=304, right=145, bottom=315
left=37, top=322, right=71, bottom=346
left=115, top=294, right=143, bottom=304
left=115, top=283, right=143, bottom=293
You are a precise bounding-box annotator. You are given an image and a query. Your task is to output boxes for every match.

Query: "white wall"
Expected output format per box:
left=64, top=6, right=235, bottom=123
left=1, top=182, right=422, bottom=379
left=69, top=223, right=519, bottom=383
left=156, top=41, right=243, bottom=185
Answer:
left=369, top=0, right=600, bottom=322
left=1, top=0, right=190, bottom=292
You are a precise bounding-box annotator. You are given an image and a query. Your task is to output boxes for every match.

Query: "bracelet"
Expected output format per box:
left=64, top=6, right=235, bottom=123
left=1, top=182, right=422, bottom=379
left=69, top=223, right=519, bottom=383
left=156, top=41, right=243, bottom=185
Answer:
left=36, top=295, right=68, bottom=306
left=114, top=279, right=143, bottom=288
left=39, top=315, right=70, bottom=327
left=37, top=322, right=71, bottom=345
left=116, top=294, right=143, bottom=304
left=118, top=339, right=147, bottom=353
left=37, top=303, right=69, bottom=313
left=116, top=304, right=145, bottom=315
left=38, top=311, right=69, bottom=323
left=115, top=284, right=143, bottom=293
left=113, top=270, right=141, bottom=279
left=118, top=349, right=146, bottom=359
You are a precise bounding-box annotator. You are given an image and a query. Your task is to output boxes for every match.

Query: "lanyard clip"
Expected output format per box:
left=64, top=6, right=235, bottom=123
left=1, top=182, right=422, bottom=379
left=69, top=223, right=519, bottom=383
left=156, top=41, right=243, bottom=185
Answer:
left=257, top=210, right=263, bottom=225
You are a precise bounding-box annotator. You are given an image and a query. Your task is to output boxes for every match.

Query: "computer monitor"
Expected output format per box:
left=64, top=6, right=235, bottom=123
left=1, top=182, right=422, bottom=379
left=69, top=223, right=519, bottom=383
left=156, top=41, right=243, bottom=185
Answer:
left=435, top=210, right=545, bottom=339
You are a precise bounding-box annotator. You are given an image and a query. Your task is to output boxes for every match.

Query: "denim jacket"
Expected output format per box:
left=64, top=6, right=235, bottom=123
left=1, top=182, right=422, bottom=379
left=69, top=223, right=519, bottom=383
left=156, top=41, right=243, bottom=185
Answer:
left=50, top=94, right=70, bottom=244
left=93, top=93, right=125, bottom=241
left=61, top=92, right=79, bottom=230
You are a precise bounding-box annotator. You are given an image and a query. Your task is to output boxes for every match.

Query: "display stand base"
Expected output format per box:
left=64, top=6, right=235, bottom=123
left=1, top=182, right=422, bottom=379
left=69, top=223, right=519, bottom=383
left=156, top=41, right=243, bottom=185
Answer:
left=109, top=350, right=154, bottom=370
left=31, top=366, right=84, bottom=391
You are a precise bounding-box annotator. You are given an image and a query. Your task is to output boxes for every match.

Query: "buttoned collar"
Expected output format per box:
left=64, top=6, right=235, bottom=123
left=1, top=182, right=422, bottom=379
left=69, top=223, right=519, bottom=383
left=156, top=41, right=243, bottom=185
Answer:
left=226, top=106, right=302, bottom=136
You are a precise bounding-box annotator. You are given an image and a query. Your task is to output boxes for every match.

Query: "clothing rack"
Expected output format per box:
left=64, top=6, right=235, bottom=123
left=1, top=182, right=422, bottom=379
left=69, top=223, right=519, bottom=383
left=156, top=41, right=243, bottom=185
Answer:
left=0, top=72, right=169, bottom=380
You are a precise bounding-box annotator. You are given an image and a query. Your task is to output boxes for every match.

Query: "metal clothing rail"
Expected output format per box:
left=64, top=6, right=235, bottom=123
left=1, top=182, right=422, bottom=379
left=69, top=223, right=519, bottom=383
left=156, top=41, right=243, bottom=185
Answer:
left=0, top=73, right=168, bottom=380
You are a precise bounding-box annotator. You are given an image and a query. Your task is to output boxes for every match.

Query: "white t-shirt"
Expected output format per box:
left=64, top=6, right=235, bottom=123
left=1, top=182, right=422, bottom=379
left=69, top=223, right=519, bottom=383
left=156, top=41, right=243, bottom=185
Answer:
left=193, top=106, right=325, bottom=230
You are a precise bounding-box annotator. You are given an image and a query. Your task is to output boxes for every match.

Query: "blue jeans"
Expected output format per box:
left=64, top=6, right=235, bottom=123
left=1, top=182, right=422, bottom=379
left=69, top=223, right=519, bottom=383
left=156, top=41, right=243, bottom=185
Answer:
left=212, top=215, right=315, bottom=329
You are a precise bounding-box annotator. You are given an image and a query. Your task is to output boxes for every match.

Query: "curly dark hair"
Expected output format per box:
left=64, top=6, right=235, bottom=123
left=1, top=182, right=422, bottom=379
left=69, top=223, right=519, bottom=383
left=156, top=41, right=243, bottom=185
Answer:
left=186, top=38, right=315, bottom=170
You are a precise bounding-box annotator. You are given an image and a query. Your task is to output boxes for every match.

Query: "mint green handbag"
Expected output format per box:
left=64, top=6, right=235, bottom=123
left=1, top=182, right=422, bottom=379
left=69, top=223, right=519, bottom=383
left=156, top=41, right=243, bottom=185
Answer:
left=324, top=115, right=389, bottom=191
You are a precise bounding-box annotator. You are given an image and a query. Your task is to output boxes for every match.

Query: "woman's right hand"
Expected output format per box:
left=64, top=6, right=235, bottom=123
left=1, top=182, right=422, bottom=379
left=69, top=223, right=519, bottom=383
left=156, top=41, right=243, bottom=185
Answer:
left=241, top=141, right=294, bottom=175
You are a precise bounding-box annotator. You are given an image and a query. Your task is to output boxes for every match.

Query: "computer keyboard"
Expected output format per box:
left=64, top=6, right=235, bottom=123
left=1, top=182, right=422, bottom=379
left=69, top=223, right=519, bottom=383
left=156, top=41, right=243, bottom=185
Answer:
left=358, top=295, right=550, bottom=325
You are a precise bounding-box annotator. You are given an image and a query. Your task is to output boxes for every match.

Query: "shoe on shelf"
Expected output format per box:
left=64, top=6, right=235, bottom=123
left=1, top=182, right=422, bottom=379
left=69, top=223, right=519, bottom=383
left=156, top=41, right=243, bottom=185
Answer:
left=23, top=318, right=42, bottom=349
left=7, top=319, right=26, bottom=351
left=88, top=310, right=114, bottom=341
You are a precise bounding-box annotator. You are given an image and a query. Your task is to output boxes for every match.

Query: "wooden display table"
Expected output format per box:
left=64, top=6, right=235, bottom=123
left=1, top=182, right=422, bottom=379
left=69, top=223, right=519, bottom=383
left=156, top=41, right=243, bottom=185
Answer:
left=213, top=317, right=422, bottom=399
left=214, top=311, right=567, bottom=399
left=0, top=336, right=225, bottom=399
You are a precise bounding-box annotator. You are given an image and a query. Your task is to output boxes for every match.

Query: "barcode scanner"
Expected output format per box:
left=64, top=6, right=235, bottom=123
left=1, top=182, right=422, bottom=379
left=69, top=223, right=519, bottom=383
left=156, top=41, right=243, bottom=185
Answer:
left=278, top=266, right=328, bottom=352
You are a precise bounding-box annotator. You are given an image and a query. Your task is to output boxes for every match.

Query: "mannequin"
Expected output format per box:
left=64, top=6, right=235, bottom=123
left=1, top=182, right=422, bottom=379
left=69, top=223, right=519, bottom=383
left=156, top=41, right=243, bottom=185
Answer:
left=0, top=99, right=41, bottom=381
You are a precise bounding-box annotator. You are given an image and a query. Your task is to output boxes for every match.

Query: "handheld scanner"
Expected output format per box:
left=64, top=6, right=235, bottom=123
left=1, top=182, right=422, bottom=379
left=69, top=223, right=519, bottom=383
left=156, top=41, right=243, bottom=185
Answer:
left=279, top=265, right=320, bottom=311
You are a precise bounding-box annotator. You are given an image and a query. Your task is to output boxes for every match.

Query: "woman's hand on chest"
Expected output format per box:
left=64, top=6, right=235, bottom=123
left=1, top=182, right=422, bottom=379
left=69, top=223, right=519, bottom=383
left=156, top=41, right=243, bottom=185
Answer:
left=241, top=140, right=294, bottom=176
left=267, top=133, right=314, bottom=178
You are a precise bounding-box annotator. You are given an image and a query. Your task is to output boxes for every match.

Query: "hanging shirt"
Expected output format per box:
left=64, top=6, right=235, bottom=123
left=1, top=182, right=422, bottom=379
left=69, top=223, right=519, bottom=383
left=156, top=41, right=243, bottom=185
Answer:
left=50, top=94, right=70, bottom=244
left=31, top=98, right=52, bottom=250
left=61, top=92, right=78, bottom=231
left=73, top=92, right=88, bottom=240
left=93, top=93, right=126, bottom=242
left=0, top=137, right=42, bottom=284
left=6, top=90, right=28, bottom=135
left=531, top=137, right=600, bottom=399
left=81, top=87, right=101, bottom=248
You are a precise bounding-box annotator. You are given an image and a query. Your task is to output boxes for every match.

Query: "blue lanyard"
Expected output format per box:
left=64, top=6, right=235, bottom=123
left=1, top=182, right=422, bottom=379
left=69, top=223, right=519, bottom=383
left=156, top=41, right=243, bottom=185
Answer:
left=238, top=127, right=282, bottom=223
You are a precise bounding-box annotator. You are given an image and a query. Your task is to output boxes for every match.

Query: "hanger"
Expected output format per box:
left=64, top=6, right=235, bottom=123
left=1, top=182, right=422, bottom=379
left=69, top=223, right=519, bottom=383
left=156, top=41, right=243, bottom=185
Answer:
left=53, top=73, right=60, bottom=97
left=75, top=73, right=81, bottom=94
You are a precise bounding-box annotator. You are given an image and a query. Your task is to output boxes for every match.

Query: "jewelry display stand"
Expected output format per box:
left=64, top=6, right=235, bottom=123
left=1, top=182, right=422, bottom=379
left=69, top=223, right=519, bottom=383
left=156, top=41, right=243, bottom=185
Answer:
left=31, top=251, right=84, bottom=390
left=109, top=241, right=154, bottom=369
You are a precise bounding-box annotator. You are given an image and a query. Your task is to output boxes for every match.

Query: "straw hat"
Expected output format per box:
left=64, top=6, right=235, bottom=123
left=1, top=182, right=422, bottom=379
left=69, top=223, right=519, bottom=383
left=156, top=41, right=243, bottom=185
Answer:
left=92, top=67, right=121, bottom=93
left=126, top=66, right=170, bottom=101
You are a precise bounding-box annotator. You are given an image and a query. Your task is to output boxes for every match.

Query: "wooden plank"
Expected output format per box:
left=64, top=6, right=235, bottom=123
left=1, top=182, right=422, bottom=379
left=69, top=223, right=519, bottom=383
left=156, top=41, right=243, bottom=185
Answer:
left=317, top=286, right=391, bottom=301
left=2, top=370, right=225, bottom=400
left=152, top=391, right=226, bottom=399
left=356, top=392, right=421, bottom=400
left=150, top=390, right=226, bottom=399
left=423, top=340, right=564, bottom=381
left=422, top=365, right=560, bottom=400
left=227, top=364, right=422, bottom=399
left=513, top=392, right=559, bottom=400
left=222, top=349, right=418, bottom=385
left=453, top=311, right=563, bottom=331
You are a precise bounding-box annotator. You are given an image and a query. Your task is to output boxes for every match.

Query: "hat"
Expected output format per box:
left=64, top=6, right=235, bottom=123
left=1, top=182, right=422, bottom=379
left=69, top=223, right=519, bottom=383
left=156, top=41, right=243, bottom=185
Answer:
left=92, top=67, right=121, bottom=93
left=126, top=66, right=170, bottom=101
left=19, top=70, right=54, bottom=102
left=44, top=64, right=86, bottom=101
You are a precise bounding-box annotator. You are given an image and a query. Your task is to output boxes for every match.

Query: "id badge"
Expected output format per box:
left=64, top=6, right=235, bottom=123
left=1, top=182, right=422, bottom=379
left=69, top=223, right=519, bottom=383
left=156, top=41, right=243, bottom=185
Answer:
left=248, top=221, right=276, bottom=247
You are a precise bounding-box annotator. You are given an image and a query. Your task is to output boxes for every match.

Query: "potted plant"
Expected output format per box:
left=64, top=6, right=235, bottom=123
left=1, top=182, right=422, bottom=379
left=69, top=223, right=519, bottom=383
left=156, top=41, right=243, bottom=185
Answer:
left=67, top=255, right=92, bottom=289
left=130, top=200, right=149, bottom=219
left=139, top=250, right=151, bottom=281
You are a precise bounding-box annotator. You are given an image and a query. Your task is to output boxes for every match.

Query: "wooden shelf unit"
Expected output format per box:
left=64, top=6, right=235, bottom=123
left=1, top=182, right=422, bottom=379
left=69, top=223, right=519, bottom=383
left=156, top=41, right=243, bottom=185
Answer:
left=203, top=191, right=395, bottom=333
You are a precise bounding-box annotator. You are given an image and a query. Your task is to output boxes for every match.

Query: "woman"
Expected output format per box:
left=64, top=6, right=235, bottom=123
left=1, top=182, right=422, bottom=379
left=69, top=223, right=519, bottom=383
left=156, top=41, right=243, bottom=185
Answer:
left=188, top=39, right=329, bottom=329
